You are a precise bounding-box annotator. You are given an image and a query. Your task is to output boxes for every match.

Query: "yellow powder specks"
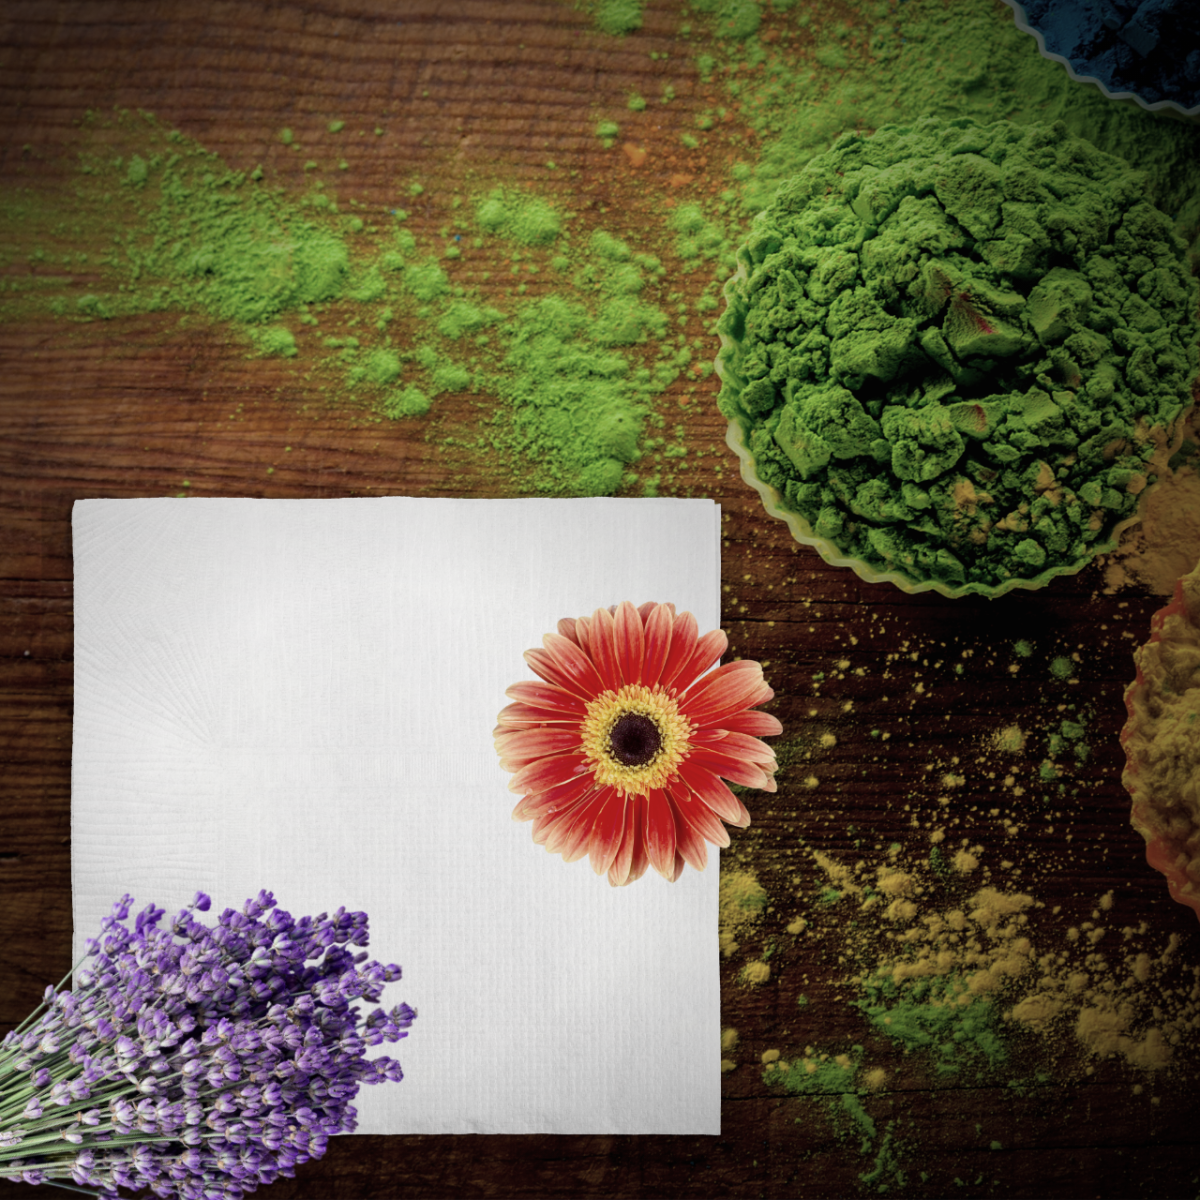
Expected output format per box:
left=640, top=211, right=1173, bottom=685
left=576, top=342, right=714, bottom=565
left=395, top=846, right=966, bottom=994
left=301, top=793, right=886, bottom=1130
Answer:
left=1008, top=993, right=1066, bottom=1031
left=1075, top=1007, right=1172, bottom=1070
left=952, top=849, right=979, bottom=874
left=991, top=724, right=1027, bottom=754
left=819, top=732, right=837, bottom=748
left=813, top=849, right=861, bottom=897
left=721, top=1028, right=739, bottom=1054
left=861, top=1067, right=888, bottom=1091
left=761, top=1048, right=781, bottom=1064
left=719, top=867, right=767, bottom=958
left=740, top=960, right=771, bottom=986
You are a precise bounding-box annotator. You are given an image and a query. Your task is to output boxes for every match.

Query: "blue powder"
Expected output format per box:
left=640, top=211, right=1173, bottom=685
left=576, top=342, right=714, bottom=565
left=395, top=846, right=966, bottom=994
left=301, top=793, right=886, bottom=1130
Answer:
left=1016, top=0, right=1200, bottom=109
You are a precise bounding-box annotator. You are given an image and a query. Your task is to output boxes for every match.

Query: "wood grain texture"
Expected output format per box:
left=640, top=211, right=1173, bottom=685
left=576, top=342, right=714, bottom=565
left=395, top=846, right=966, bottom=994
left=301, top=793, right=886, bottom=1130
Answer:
left=2, top=1, right=1199, bottom=1197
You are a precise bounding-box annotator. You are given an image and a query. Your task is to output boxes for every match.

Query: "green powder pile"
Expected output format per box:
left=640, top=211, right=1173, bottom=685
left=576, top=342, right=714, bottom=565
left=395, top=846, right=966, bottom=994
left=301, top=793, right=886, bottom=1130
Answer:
left=717, top=117, right=1199, bottom=592
left=720, top=0, right=1200, bottom=247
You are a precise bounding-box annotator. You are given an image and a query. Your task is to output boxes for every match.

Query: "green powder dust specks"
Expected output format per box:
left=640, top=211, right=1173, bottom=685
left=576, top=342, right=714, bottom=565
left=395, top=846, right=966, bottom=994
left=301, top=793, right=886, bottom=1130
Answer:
left=251, top=325, right=297, bottom=358
left=592, top=0, right=643, bottom=37
left=690, top=0, right=762, bottom=41
left=474, top=190, right=562, bottom=247
left=1049, top=655, right=1075, bottom=680
left=0, top=112, right=700, bottom=498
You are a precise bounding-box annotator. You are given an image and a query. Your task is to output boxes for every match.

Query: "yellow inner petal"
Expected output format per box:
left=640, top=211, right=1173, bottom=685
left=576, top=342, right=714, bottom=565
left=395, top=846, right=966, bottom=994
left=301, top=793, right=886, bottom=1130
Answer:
left=580, top=684, right=694, bottom=797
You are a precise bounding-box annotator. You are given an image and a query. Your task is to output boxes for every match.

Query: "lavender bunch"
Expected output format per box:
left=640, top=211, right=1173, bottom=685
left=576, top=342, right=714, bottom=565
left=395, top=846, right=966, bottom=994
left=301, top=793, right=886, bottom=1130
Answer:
left=0, top=890, right=415, bottom=1198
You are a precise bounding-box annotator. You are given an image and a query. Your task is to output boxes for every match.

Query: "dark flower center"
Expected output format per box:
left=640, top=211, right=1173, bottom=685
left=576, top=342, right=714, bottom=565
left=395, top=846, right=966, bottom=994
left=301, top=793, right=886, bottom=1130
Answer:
left=608, top=713, right=662, bottom=767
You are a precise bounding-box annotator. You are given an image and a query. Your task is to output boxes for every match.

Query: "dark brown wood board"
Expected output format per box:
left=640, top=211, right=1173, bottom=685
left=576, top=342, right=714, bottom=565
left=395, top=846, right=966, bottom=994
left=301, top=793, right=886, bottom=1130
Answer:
left=2, top=1, right=1199, bottom=1197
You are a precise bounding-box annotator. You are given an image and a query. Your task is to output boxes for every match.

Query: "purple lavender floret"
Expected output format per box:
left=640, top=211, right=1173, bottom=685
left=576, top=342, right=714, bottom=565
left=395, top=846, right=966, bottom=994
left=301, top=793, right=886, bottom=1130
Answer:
left=0, top=891, right=415, bottom=1199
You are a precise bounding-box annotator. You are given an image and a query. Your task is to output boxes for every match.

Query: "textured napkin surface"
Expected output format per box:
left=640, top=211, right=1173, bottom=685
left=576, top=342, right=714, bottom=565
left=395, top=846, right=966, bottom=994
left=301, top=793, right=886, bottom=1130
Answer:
left=71, top=497, right=722, bottom=1134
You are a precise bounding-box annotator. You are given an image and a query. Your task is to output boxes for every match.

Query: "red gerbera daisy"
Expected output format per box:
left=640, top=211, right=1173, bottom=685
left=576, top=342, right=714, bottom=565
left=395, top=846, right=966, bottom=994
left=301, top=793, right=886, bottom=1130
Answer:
left=495, top=601, right=782, bottom=886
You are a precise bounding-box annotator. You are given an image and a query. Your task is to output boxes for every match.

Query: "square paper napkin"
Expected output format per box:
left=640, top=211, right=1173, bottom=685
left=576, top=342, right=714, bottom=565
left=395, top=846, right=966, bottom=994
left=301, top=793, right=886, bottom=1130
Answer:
left=71, top=497, right=722, bottom=1135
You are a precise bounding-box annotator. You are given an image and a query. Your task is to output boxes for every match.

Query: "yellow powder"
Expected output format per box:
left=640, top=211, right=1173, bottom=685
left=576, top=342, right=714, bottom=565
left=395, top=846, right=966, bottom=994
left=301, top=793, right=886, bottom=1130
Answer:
left=719, top=867, right=767, bottom=958
left=741, top=960, right=771, bottom=986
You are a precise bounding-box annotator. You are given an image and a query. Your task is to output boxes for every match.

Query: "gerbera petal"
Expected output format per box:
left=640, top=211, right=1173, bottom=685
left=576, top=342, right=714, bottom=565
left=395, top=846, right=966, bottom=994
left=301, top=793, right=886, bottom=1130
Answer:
left=717, top=709, right=784, bottom=737
left=505, top=681, right=588, bottom=716
left=640, top=602, right=674, bottom=688
left=613, top=601, right=644, bottom=686
left=573, top=614, right=592, bottom=657
left=588, top=790, right=629, bottom=877
left=644, top=788, right=677, bottom=880
left=680, top=660, right=774, bottom=727
left=541, top=789, right=608, bottom=859
left=511, top=771, right=598, bottom=822
left=668, top=794, right=709, bottom=872
left=670, top=784, right=731, bottom=849
left=658, top=609, right=699, bottom=691
left=636, top=601, right=658, bottom=623
left=691, top=728, right=777, bottom=767
left=618, top=802, right=651, bottom=885
left=686, top=746, right=773, bottom=791
left=507, top=751, right=590, bottom=796
left=495, top=702, right=580, bottom=731
left=494, top=726, right=581, bottom=767
left=670, top=628, right=729, bottom=694
left=605, top=801, right=637, bottom=886
left=676, top=761, right=751, bottom=828
left=557, top=616, right=580, bottom=645
left=669, top=852, right=686, bottom=883
left=543, top=632, right=609, bottom=698
left=587, top=606, right=623, bottom=693
left=524, top=648, right=592, bottom=699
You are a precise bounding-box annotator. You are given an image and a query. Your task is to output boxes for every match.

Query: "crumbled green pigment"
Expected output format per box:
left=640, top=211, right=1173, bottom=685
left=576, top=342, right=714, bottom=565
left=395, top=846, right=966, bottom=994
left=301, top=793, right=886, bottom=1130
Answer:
left=717, top=118, right=1199, bottom=592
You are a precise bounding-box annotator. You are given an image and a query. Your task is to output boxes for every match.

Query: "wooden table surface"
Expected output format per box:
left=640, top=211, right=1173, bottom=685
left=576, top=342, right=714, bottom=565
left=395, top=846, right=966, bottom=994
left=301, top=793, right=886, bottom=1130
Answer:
left=2, top=2, right=1199, bottom=1197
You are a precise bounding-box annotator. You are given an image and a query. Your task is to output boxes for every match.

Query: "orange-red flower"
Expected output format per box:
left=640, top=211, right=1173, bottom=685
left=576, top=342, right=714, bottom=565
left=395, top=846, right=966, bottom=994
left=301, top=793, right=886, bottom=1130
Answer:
left=495, top=601, right=782, bottom=886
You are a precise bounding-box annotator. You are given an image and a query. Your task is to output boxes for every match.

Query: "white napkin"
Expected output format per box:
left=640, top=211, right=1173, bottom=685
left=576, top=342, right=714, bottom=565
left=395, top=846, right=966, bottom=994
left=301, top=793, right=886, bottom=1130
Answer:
left=71, top=497, right=722, bottom=1135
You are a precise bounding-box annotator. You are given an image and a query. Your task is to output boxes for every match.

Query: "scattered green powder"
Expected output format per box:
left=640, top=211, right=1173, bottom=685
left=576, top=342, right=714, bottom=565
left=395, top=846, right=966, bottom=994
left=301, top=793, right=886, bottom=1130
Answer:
left=717, top=117, right=1199, bottom=593
left=1049, top=656, right=1074, bottom=680
left=474, top=190, right=561, bottom=247
left=592, top=0, right=643, bottom=37
left=1013, top=639, right=1033, bottom=657
left=251, top=326, right=297, bottom=358
left=627, top=93, right=647, bottom=111
left=595, top=120, right=621, bottom=146
left=383, top=385, right=430, bottom=419
left=689, top=0, right=761, bottom=41
left=327, top=119, right=344, bottom=133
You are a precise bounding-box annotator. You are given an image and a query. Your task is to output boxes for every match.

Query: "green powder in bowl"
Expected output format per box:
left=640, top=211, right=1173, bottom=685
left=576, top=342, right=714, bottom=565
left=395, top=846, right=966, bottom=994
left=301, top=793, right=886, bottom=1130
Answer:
left=716, top=117, right=1199, bottom=597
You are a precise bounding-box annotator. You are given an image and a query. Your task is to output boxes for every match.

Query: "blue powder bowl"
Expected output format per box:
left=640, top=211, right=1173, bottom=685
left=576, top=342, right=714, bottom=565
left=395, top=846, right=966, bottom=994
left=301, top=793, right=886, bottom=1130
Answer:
left=1004, top=0, right=1200, bottom=118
